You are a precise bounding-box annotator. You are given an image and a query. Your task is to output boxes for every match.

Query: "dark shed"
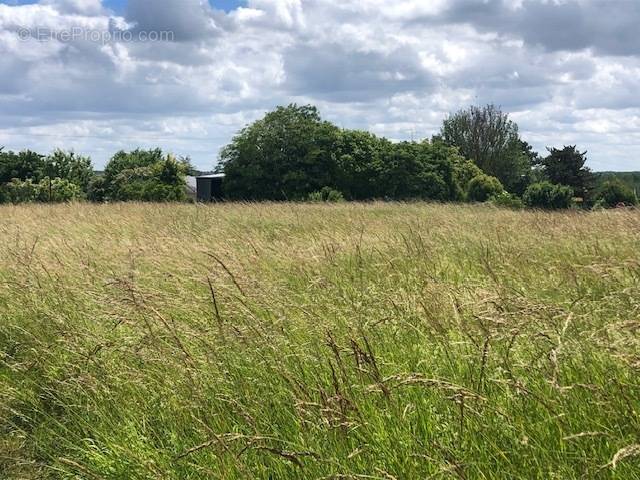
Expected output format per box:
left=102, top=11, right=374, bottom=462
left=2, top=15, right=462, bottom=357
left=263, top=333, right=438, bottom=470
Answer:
left=196, top=174, right=225, bottom=202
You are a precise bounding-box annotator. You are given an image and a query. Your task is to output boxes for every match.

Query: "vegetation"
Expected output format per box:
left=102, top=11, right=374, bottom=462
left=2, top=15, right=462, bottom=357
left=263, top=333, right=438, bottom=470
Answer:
left=0, top=148, right=189, bottom=204
left=467, top=174, right=504, bottom=202
left=100, top=149, right=189, bottom=202
left=489, top=191, right=525, bottom=210
left=595, top=180, right=638, bottom=208
left=439, top=104, right=532, bottom=194
left=595, top=172, right=640, bottom=195
left=523, top=181, right=575, bottom=210
left=219, top=105, right=466, bottom=202
left=540, top=146, right=595, bottom=204
left=1, top=105, right=637, bottom=210
left=1, top=202, right=639, bottom=478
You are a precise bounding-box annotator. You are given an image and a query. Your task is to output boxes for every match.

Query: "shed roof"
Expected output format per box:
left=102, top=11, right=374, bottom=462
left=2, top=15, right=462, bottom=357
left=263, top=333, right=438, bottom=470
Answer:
left=197, top=174, right=226, bottom=179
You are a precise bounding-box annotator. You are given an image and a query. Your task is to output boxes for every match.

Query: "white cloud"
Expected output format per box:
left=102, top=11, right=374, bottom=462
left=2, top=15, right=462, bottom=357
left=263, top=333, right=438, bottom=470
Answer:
left=0, top=0, right=639, bottom=171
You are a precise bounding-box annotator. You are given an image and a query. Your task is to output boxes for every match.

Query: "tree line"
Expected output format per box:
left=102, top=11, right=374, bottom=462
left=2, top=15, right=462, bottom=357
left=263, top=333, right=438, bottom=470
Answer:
left=0, top=147, right=192, bottom=204
left=1, top=104, right=638, bottom=209
left=219, top=104, right=637, bottom=209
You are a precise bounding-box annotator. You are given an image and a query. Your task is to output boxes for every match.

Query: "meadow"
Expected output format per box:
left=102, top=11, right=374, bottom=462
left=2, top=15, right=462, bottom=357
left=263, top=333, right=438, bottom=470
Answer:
left=1, top=202, right=639, bottom=479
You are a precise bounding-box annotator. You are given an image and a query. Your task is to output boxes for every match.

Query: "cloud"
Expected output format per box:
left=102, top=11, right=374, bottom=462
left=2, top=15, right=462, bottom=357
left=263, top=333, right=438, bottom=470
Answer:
left=0, top=0, right=639, bottom=171
left=125, top=0, right=226, bottom=41
left=425, top=0, right=640, bottom=57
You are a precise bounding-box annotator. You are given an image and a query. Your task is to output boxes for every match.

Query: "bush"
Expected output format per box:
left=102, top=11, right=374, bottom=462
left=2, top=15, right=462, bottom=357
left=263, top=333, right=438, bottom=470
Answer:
left=489, top=191, right=524, bottom=209
left=467, top=174, right=504, bottom=202
left=0, top=178, right=41, bottom=203
left=102, top=151, right=188, bottom=202
left=308, top=187, right=345, bottom=203
left=594, top=180, right=637, bottom=208
left=0, top=177, right=82, bottom=203
left=523, top=181, right=574, bottom=209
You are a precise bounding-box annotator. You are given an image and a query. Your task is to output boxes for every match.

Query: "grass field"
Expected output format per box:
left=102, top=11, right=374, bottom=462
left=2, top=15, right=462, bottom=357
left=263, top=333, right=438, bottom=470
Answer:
left=1, top=202, right=639, bottom=479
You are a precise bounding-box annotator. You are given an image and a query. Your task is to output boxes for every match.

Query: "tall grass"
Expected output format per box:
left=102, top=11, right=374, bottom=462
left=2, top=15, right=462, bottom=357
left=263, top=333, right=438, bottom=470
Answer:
left=1, top=202, right=639, bottom=479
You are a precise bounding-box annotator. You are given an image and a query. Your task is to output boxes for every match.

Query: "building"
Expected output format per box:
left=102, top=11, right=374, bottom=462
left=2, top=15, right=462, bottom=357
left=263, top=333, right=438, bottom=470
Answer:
left=195, top=174, right=225, bottom=202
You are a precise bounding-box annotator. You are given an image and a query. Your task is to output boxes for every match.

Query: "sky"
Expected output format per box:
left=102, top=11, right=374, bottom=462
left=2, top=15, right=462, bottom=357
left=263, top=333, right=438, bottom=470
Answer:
left=1, top=0, right=639, bottom=171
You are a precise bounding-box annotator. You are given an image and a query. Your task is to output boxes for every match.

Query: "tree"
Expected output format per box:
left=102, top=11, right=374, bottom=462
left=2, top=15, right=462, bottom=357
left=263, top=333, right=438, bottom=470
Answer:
left=440, top=104, right=532, bottom=193
left=540, top=146, right=594, bottom=204
left=43, top=150, right=95, bottom=193
left=101, top=149, right=188, bottom=202
left=0, top=150, right=45, bottom=184
left=333, top=129, right=385, bottom=199
left=220, top=104, right=340, bottom=200
left=376, top=140, right=464, bottom=201
left=595, top=180, right=637, bottom=208
left=523, top=181, right=574, bottom=209
left=467, top=174, right=504, bottom=202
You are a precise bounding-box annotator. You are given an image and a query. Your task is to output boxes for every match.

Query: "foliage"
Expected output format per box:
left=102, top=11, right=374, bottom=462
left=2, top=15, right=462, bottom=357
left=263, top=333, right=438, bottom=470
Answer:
left=0, top=176, right=83, bottom=203
left=595, top=171, right=640, bottom=196
left=523, top=181, right=574, bottom=209
left=467, top=174, right=504, bottom=202
left=594, top=180, right=638, bottom=208
left=0, top=178, right=41, bottom=203
left=0, top=149, right=45, bottom=184
left=43, top=150, right=95, bottom=192
left=0, top=149, right=94, bottom=203
left=2, top=203, right=640, bottom=479
left=87, top=176, right=107, bottom=203
left=307, top=187, right=345, bottom=203
left=102, top=150, right=188, bottom=202
left=333, top=129, right=385, bottom=199
left=439, top=104, right=532, bottom=193
left=220, top=105, right=339, bottom=200
left=453, top=159, right=483, bottom=194
left=540, top=146, right=595, bottom=204
left=489, top=191, right=525, bottom=209
left=221, top=105, right=467, bottom=202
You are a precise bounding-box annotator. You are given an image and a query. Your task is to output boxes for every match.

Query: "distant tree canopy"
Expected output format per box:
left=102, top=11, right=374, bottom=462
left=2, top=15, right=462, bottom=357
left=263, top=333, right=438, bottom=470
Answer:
left=220, top=104, right=476, bottom=202
left=99, top=149, right=189, bottom=202
left=439, top=104, right=532, bottom=194
left=220, top=105, right=338, bottom=200
left=595, top=179, right=637, bottom=208
left=0, top=149, right=93, bottom=203
left=0, top=104, right=631, bottom=210
left=0, top=147, right=189, bottom=204
left=539, top=146, right=594, bottom=203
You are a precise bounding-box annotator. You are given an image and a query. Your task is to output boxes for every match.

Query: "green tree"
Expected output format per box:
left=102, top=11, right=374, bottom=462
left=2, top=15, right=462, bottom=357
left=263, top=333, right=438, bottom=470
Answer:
left=220, top=104, right=340, bottom=200
left=43, top=150, right=95, bottom=193
left=102, top=150, right=187, bottom=202
left=378, top=141, right=462, bottom=201
left=333, top=129, right=385, bottom=199
left=467, top=174, right=504, bottom=202
left=540, top=146, right=594, bottom=204
left=595, top=180, right=637, bottom=208
left=0, top=178, right=41, bottom=203
left=0, top=150, right=45, bottom=184
left=523, top=181, right=574, bottom=209
left=440, top=104, right=532, bottom=193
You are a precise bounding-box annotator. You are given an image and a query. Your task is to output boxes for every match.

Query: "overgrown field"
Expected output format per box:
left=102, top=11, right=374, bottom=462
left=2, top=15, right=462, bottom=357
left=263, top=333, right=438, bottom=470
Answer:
left=1, top=203, right=639, bottom=479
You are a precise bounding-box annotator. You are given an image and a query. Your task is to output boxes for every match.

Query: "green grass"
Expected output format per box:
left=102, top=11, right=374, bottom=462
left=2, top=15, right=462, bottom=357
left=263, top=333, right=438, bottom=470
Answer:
left=1, top=202, right=639, bottom=479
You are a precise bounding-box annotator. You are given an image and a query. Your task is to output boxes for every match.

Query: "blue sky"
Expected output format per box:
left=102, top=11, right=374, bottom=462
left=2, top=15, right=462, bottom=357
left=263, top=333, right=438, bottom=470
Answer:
left=1, top=0, right=639, bottom=171
left=1, top=0, right=245, bottom=12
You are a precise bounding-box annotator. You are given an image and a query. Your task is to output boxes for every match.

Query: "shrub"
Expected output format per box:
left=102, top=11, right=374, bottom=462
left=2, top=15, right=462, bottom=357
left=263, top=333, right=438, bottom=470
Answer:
left=0, top=178, right=41, bottom=203
left=103, top=151, right=187, bottom=202
left=467, top=174, right=504, bottom=202
left=594, top=180, right=637, bottom=208
left=454, top=159, right=484, bottom=192
left=37, top=177, right=83, bottom=202
left=523, top=181, right=574, bottom=209
left=489, top=191, right=524, bottom=209
left=308, top=187, right=345, bottom=203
